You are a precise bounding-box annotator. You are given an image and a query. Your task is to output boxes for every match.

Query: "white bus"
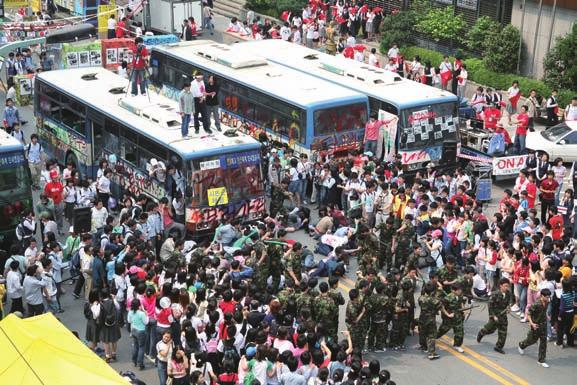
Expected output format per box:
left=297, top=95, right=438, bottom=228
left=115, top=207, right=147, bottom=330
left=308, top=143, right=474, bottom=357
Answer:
left=236, top=40, right=461, bottom=172
left=149, top=41, right=369, bottom=156
left=35, top=67, right=265, bottom=235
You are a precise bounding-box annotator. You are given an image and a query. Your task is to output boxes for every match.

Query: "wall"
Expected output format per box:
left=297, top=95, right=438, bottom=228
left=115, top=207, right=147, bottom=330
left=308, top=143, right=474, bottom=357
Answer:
left=511, top=0, right=577, bottom=79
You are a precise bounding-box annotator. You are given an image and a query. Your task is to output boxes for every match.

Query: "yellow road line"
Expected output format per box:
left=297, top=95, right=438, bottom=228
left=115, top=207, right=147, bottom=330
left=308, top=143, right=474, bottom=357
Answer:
left=437, top=341, right=516, bottom=385
left=440, top=336, right=531, bottom=385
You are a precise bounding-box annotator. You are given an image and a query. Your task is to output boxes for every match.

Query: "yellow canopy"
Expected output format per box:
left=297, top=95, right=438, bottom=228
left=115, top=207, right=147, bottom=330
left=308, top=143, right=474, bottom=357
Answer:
left=0, top=313, right=129, bottom=385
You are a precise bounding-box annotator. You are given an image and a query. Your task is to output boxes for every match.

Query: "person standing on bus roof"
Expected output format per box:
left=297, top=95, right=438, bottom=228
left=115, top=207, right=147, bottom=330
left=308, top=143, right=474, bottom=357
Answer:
left=205, top=75, right=221, bottom=132
left=179, top=82, right=195, bottom=138
left=191, top=73, right=212, bottom=135
left=131, top=37, right=148, bottom=96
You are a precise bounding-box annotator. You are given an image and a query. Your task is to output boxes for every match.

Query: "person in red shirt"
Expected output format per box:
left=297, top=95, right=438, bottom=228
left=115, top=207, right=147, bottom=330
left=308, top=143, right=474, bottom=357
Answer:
left=525, top=173, right=537, bottom=209
left=539, top=171, right=558, bottom=224
left=548, top=207, right=564, bottom=240
left=44, top=168, right=64, bottom=233
left=495, top=124, right=512, bottom=145
left=483, top=105, right=501, bottom=130
left=131, top=37, right=149, bottom=96
left=115, top=17, right=127, bottom=39
left=513, top=105, right=529, bottom=154
left=364, top=113, right=389, bottom=156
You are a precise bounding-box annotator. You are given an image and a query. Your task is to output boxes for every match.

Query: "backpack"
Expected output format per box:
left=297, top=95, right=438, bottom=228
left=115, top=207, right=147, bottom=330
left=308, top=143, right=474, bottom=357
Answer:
left=222, top=344, right=240, bottom=365
left=71, top=250, right=81, bottom=270
left=130, top=205, right=142, bottom=220
left=15, top=219, right=33, bottom=241
left=206, top=334, right=218, bottom=353
left=102, top=299, right=117, bottom=327
left=83, top=302, right=93, bottom=319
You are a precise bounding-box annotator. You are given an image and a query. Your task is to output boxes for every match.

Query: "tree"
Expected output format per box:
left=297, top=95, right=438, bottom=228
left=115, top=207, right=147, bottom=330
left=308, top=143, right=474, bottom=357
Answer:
left=274, top=0, right=308, bottom=18
left=416, top=6, right=467, bottom=44
left=483, top=24, right=521, bottom=73
left=465, top=16, right=501, bottom=54
left=379, top=10, right=417, bottom=53
left=543, top=23, right=577, bottom=91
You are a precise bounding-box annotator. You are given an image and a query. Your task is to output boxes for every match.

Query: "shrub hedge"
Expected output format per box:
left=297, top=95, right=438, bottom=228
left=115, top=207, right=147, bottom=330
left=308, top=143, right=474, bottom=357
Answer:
left=400, top=46, right=576, bottom=107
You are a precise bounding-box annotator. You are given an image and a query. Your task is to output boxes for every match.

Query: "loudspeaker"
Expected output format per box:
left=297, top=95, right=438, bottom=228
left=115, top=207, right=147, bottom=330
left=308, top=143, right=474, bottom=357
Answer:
left=73, top=207, right=91, bottom=234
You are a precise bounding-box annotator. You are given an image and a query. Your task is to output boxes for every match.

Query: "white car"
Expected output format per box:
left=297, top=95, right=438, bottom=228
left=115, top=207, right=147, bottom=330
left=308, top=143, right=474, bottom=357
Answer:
left=526, top=121, right=577, bottom=161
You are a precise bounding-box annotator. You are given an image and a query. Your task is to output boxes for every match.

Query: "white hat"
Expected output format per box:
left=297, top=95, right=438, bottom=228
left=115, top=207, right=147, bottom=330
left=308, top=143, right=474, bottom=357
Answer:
left=69, top=226, right=75, bottom=233
left=160, top=297, right=171, bottom=309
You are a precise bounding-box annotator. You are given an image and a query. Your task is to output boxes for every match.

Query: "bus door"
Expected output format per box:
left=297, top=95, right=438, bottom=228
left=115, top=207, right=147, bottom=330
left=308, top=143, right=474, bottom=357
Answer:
left=88, top=108, right=105, bottom=179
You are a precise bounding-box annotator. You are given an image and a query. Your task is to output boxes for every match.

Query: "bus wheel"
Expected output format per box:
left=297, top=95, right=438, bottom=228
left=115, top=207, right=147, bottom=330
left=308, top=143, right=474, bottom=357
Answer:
left=65, top=151, right=78, bottom=169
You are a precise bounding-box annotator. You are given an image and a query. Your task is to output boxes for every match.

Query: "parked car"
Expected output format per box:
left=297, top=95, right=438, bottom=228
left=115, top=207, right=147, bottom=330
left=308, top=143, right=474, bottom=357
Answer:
left=526, top=121, right=577, bottom=161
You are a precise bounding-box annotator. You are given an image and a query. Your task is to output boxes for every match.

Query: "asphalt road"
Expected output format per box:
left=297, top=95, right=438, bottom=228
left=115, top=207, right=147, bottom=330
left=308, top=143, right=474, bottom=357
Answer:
left=6, top=15, right=577, bottom=385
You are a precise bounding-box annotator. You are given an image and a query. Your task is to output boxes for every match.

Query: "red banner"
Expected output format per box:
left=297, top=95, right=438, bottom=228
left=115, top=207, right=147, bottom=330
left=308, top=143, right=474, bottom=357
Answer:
left=101, top=38, right=136, bottom=70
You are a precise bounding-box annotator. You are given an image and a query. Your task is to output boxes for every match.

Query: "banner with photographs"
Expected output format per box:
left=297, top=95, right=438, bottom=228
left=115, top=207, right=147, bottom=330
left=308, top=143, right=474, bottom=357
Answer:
left=61, top=41, right=102, bottom=69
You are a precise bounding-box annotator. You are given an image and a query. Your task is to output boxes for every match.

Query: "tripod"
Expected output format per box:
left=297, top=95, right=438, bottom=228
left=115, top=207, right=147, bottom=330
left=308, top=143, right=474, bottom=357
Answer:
left=125, top=45, right=156, bottom=101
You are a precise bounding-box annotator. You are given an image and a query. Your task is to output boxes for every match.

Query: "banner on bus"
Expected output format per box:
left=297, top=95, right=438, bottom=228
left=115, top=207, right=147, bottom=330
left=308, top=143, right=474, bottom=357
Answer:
left=207, top=187, right=228, bottom=207
left=0, top=151, right=26, bottom=169
left=492, top=155, right=528, bottom=176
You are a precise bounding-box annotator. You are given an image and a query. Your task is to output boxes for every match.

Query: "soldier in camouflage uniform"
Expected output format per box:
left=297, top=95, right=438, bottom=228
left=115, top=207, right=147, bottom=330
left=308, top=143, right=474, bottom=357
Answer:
left=269, top=178, right=292, bottom=219
left=390, top=279, right=412, bottom=350
left=296, top=278, right=318, bottom=320
left=367, top=281, right=391, bottom=352
left=400, top=267, right=418, bottom=334
left=437, top=256, right=459, bottom=294
left=394, top=214, right=415, bottom=269
left=437, top=283, right=466, bottom=352
left=426, top=271, right=446, bottom=300
left=346, top=288, right=368, bottom=351
left=356, top=225, right=380, bottom=276
left=477, top=278, right=512, bottom=354
left=459, top=266, right=476, bottom=304
left=376, top=216, right=396, bottom=270
left=277, top=279, right=297, bottom=314
left=315, top=282, right=339, bottom=343
left=328, top=276, right=346, bottom=307
left=418, top=282, right=442, bottom=359
left=284, top=242, right=303, bottom=287
left=266, top=229, right=288, bottom=293
left=518, top=289, right=551, bottom=367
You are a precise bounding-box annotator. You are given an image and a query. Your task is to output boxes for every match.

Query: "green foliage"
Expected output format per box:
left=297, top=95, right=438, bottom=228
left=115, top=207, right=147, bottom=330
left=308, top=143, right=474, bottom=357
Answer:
left=465, top=16, right=501, bottom=54
left=401, top=46, right=446, bottom=66
left=483, top=24, right=521, bottom=73
left=543, top=23, right=577, bottom=91
left=379, top=10, right=416, bottom=53
left=245, top=0, right=306, bottom=19
left=416, top=6, right=467, bottom=44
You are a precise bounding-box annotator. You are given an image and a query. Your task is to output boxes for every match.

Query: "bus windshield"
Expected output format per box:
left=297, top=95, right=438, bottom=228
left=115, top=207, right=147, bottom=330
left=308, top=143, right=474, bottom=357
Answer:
left=314, top=103, right=367, bottom=136
left=189, top=151, right=264, bottom=207
left=398, top=102, right=458, bottom=150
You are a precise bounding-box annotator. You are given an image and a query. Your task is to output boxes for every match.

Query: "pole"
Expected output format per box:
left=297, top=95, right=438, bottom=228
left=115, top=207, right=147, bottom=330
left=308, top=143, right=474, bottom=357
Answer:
left=546, top=0, right=558, bottom=52
left=516, top=0, right=527, bottom=74
left=529, top=0, right=544, bottom=77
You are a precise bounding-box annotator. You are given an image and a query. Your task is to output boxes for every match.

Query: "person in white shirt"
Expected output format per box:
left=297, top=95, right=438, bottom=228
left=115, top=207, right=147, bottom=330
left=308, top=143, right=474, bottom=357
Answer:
left=292, top=26, right=302, bottom=45
left=354, top=48, right=364, bottom=62
left=387, top=44, right=399, bottom=61
left=107, top=15, right=117, bottom=39
left=305, top=22, right=315, bottom=48
left=457, top=64, right=468, bottom=99
left=346, top=33, right=356, bottom=47
left=564, top=97, right=577, bottom=121
left=368, top=48, right=378, bottom=67
left=439, top=56, right=453, bottom=90
left=6, top=260, right=24, bottom=313
left=96, top=168, right=112, bottom=209
left=117, top=60, right=128, bottom=79
left=91, top=200, right=108, bottom=232
left=384, top=58, right=397, bottom=72
left=280, top=22, right=291, bottom=41
left=292, top=15, right=302, bottom=30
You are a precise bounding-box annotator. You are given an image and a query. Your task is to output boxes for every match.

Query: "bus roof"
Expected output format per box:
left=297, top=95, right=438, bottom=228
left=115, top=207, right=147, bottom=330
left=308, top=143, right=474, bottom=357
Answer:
left=0, top=130, right=25, bottom=152
left=152, top=41, right=368, bottom=107
left=36, top=67, right=261, bottom=159
left=235, top=40, right=458, bottom=108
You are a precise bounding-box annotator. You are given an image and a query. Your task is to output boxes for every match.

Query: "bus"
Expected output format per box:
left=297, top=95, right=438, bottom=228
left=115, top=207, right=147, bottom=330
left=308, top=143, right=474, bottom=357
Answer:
left=236, top=40, right=461, bottom=172
left=0, top=132, right=33, bottom=250
left=34, top=67, right=266, bottom=235
left=149, top=41, right=369, bottom=156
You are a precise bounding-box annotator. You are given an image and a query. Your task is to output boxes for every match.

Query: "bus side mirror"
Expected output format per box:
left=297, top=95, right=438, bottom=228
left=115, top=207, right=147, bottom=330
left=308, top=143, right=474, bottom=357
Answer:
left=185, top=186, right=193, bottom=198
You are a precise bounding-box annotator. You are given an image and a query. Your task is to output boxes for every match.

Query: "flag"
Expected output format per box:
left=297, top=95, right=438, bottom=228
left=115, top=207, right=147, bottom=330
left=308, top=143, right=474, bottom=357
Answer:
left=281, top=11, right=291, bottom=22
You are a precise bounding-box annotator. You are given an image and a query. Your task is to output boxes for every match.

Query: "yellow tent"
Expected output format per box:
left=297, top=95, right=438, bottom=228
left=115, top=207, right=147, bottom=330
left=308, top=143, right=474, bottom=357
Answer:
left=0, top=313, right=129, bottom=385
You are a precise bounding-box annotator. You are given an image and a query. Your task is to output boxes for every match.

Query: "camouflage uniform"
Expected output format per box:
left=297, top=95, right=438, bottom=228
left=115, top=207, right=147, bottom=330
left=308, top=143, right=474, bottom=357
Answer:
left=436, top=292, right=465, bottom=347
left=377, top=223, right=396, bottom=269
left=269, top=185, right=291, bottom=219
left=478, top=290, right=511, bottom=349
left=277, top=287, right=296, bottom=313
left=357, top=233, right=380, bottom=275
left=519, top=301, right=548, bottom=363
left=284, top=250, right=302, bottom=287
left=390, top=288, right=411, bottom=348
left=329, top=288, right=346, bottom=307
left=296, top=290, right=317, bottom=319
left=314, top=293, right=339, bottom=342
left=400, top=277, right=417, bottom=333
left=346, top=297, right=368, bottom=351
left=394, top=222, right=415, bottom=268
left=418, top=293, right=441, bottom=355
left=367, top=291, right=391, bottom=351
left=437, top=266, right=459, bottom=294
left=252, top=240, right=268, bottom=291
left=458, top=275, right=474, bottom=303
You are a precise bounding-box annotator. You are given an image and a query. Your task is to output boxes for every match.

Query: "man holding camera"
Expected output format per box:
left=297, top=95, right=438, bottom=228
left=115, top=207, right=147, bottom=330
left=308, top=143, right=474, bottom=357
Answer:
left=131, top=37, right=148, bottom=96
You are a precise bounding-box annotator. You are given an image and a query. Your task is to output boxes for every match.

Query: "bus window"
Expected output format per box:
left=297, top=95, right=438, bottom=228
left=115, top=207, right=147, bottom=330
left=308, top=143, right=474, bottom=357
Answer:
left=103, top=119, right=121, bottom=155
left=139, top=136, right=168, bottom=171
left=314, top=103, right=367, bottom=136
left=92, top=121, right=104, bottom=160
left=121, top=128, right=138, bottom=165
left=399, top=102, right=457, bottom=150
